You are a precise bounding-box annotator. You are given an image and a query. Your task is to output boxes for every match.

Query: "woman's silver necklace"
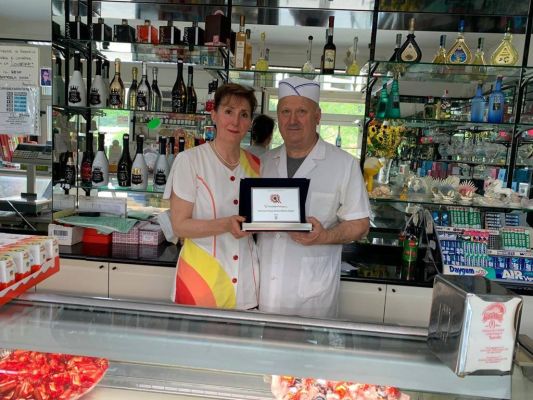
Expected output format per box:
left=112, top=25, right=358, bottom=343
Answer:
left=211, top=141, right=240, bottom=168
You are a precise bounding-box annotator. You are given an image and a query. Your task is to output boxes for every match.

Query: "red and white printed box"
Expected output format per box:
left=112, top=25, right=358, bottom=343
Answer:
left=112, top=221, right=149, bottom=244
left=0, top=255, right=15, bottom=290
left=139, top=223, right=165, bottom=245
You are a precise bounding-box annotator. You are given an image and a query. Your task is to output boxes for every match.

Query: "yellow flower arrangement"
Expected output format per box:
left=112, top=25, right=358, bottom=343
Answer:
left=366, top=120, right=404, bottom=159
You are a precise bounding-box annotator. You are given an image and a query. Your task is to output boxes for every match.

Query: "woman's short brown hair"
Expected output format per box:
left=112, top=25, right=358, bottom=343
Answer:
left=214, top=83, right=257, bottom=115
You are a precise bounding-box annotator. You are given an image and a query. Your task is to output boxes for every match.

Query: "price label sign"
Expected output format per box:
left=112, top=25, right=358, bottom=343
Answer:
left=0, top=87, right=39, bottom=135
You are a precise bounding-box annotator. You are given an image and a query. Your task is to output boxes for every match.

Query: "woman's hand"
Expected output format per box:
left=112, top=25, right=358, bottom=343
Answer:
left=226, top=215, right=249, bottom=239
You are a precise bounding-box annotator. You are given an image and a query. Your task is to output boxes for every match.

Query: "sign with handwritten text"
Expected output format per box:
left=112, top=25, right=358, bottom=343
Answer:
left=0, top=45, right=39, bottom=87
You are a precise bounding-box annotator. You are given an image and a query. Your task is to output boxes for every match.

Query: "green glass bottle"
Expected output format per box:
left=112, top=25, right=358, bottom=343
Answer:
left=387, top=77, right=401, bottom=118
left=376, top=83, right=389, bottom=119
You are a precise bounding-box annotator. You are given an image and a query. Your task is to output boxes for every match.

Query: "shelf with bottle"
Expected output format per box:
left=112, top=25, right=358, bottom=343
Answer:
left=369, top=195, right=531, bottom=211
left=377, top=0, right=529, bottom=16
left=372, top=116, right=518, bottom=131
left=53, top=105, right=212, bottom=120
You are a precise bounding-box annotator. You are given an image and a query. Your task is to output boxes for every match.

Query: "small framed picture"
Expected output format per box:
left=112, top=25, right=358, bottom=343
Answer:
left=40, top=67, right=52, bottom=87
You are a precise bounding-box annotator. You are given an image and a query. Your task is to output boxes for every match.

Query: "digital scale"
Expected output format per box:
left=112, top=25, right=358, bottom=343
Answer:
left=0, top=143, right=53, bottom=214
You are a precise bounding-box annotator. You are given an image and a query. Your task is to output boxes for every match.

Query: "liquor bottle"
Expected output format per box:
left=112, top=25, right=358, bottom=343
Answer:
left=437, top=89, right=451, bottom=120
left=399, top=18, right=422, bottom=63
left=92, top=17, right=112, bottom=41
left=68, top=51, right=86, bottom=107
left=160, top=20, right=181, bottom=45
left=387, top=77, right=401, bottom=118
left=446, top=20, right=472, bottom=65
left=102, top=60, right=110, bottom=106
left=301, top=35, right=315, bottom=77
left=376, top=83, right=389, bottom=119
left=131, top=135, right=148, bottom=191
left=424, top=96, right=437, bottom=119
left=178, top=136, right=186, bottom=153
left=491, top=20, right=519, bottom=66
left=471, top=82, right=486, bottom=123
left=153, top=136, right=170, bottom=192
left=245, top=29, right=253, bottom=70
left=488, top=76, right=505, bottom=123
left=137, top=19, right=158, bottom=44
left=255, top=32, right=269, bottom=71
left=335, top=127, right=342, bottom=148
left=389, top=33, right=402, bottom=62
left=91, top=132, right=109, bottom=187
left=136, top=62, right=151, bottom=111
left=151, top=67, right=162, bottom=112
left=322, top=16, right=336, bottom=74
left=81, top=131, right=94, bottom=195
left=53, top=56, right=65, bottom=106
left=167, top=136, right=176, bottom=167
left=346, top=36, right=360, bottom=76
left=109, top=58, right=125, bottom=109
left=171, top=58, right=187, bottom=113
left=114, top=19, right=136, bottom=43
left=89, top=58, right=106, bottom=108
left=471, top=37, right=487, bottom=80
left=117, top=133, right=132, bottom=187
left=432, top=35, right=447, bottom=65
left=63, top=153, right=76, bottom=194
left=234, top=15, right=246, bottom=69
left=205, top=80, right=215, bottom=112
left=127, top=67, right=138, bottom=110
left=186, top=66, right=197, bottom=113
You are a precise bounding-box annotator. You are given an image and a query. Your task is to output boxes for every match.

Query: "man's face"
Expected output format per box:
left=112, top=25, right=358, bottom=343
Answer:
left=277, top=96, right=321, bottom=150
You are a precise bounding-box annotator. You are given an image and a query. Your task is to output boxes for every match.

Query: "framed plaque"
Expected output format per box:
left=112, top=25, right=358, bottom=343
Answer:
left=239, top=178, right=312, bottom=231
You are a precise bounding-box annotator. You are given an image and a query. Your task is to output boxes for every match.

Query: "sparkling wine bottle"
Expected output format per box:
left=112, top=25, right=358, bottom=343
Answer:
left=151, top=67, right=162, bottom=112
left=153, top=136, right=170, bottom=192
left=186, top=66, right=197, bottom=113
left=109, top=58, right=125, bottom=109
left=136, top=61, right=151, bottom=111
left=91, top=132, right=109, bottom=187
left=89, top=58, right=106, bottom=108
left=127, top=67, right=138, bottom=110
left=131, top=134, right=148, bottom=191
left=117, top=133, right=132, bottom=187
left=80, top=131, right=94, bottom=195
left=68, top=51, right=86, bottom=107
left=53, top=56, right=65, bottom=106
left=171, top=58, right=187, bottom=113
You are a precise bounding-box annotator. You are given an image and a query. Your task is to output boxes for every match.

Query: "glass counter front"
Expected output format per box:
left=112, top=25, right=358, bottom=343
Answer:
left=0, top=293, right=530, bottom=400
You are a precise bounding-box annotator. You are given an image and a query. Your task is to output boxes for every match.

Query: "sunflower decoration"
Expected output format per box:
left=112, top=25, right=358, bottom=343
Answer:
left=366, top=119, right=405, bottom=159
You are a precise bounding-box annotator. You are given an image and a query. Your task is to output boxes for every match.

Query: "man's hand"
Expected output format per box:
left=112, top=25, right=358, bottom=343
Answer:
left=227, top=215, right=249, bottom=239
left=289, top=216, right=326, bottom=245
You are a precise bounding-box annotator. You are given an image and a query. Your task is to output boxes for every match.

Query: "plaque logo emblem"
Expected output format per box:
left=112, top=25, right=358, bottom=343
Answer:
left=270, top=194, right=281, bottom=204
left=482, top=303, right=506, bottom=329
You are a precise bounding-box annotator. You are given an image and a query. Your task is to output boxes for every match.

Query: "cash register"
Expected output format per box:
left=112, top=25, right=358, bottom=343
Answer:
left=0, top=143, right=52, bottom=214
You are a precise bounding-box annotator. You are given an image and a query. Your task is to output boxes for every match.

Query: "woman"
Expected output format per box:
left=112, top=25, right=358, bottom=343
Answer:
left=163, top=83, right=260, bottom=310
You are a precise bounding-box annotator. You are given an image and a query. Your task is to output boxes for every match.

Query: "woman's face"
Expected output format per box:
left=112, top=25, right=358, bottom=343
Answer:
left=211, top=95, right=252, bottom=145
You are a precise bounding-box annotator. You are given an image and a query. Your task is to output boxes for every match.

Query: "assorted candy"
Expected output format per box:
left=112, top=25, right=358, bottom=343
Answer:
left=271, top=376, right=410, bottom=400
left=0, top=350, right=108, bottom=400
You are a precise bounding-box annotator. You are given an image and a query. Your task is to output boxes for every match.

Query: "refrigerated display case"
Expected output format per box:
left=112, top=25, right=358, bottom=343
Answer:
left=0, top=292, right=531, bottom=400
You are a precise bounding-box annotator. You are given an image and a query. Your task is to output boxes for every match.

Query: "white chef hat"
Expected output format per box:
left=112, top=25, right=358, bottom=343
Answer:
left=278, top=76, right=320, bottom=104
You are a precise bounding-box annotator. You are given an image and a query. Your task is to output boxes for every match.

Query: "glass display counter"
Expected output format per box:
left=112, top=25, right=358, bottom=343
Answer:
left=0, top=293, right=531, bottom=400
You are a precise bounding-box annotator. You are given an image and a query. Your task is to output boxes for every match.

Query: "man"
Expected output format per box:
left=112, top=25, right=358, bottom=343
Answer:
left=244, top=114, right=275, bottom=157
left=258, top=76, right=370, bottom=318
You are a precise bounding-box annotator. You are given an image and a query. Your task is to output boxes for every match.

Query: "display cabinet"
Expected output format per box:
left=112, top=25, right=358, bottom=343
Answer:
left=1, top=292, right=531, bottom=400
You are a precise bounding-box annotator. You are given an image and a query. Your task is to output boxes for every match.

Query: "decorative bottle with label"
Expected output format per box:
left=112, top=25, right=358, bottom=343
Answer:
left=491, top=20, right=519, bottom=66
left=90, top=58, right=106, bottom=108
left=81, top=131, right=94, bottom=195
left=321, top=16, right=336, bottom=73
left=153, top=136, right=170, bottom=192
left=245, top=29, right=253, bottom=70
left=151, top=67, right=162, bottom=112
left=302, top=36, right=315, bottom=78
left=471, top=82, right=486, bottom=123
left=431, top=35, right=448, bottom=75
left=399, top=18, right=422, bottom=63
left=102, top=60, right=110, bottom=107
left=446, top=20, right=472, bottom=65
left=63, top=153, right=76, bottom=194
left=127, top=67, right=138, bottom=110
left=109, top=58, right=125, bottom=109
left=234, top=15, right=246, bottom=69
left=186, top=66, right=197, bottom=113
left=255, top=32, right=269, bottom=71
left=437, top=89, right=451, bottom=120
left=131, top=135, right=148, bottom=191
left=136, top=62, right=151, bottom=111
left=346, top=36, right=360, bottom=76
left=117, top=133, right=132, bottom=187
left=53, top=56, right=65, bottom=106
left=387, top=76, right=401, bottom=118
left=91, top=132, right=109, bottom=187
left=471, top=37, right=487, bottom=80
left=376, top=83, right=389, bottom=119
left=68, top=51, right=86, bottom=107
left=488, top=76, right=505, bottom=123
left=171, top=58, right=187, bottom=113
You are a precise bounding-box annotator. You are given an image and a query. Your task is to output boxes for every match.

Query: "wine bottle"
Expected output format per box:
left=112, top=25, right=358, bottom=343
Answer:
left=376, top=83, right=389, bottom=119
left=488, top=76, right=504, bottom=123
left=81, top=131, right=94, bottom=195
left=127, top=67, right=138, bottom=110
left=437, top=90, right=451, bottom=120
left=167, top=136, right=176, bottom=167
left=245, top=29, right=253, bottom=70
left=322, top=16, right=336, bottom=74
left=346, top=36, right=360, bottom=76
left=91, top=132, right=109, bottom=187
left=335, top=127, right=342, bottom=148
left=151, top=67, right=162, bottom=112
left=68, top=51, right=86, bottom=107
left=205, top=80, right=215, bottom=112
left=109, top=58, right=125, bottom=109
left=446, top=20, right=472, bottom=65
left=136, top=62, right=151, bottom=111
left=471, top=37, right=487, bottom=80
left=102, top=60, right=110, bottom=107
left=63, top=153, right=76, bottom=194
left=389, top=34, right=402, bottom=62
left=117, top=133, right=132, bottom=187
left=491, top=20, right=519, bottom=66
left=153, top=136, right=170, bottom=192
left=471, top=82, right=486, bottom=123
left=399, top=18, right=422, bottom=63
left=171, top=58, right=187, bottom=113
left=186, top=66, right=197, bottom=113
left=234, top=15, right=246, bottom=69
left=53, top=56, right=65, bottom=106
left=301, top=35, right=315, bottom=78
left=178, top=136, right=186, bottom=153
left=387, top=77, right=401, bottom=118
left=90, top=58, right=106, bottom=108
left=131, top=135, right=148, bottom=191
left=255, top=32, right=269, bottom=71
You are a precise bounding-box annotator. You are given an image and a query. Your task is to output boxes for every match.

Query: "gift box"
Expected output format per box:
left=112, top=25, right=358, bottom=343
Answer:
left=139, top=223, right=165, bottom=245
left=48, top=223, right=84, bottom=246
left=159, top=21, right=181, bottom=45
left=92, top=18, right=113, bottom=41
left=112, top=221, right=149, bottom=244
left=205, top=12, right=231, bottom=45
left=83, top=228, right=112, bottom=245
left=184, top=23, right=204, bottom=46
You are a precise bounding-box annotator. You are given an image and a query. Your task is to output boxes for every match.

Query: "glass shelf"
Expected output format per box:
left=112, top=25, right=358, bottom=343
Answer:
left=372, top=61, right=523, bottom=83
left=56, top=38, right=227, bottom=66
left=53, top=105, right=210, bottom=121
left=375, top=117, right=517, bottom=131
left=424, top=159, right=508, bottom=167
left=377, top=0, right=529, bottom=17
left=233, top=0, right=373, bottom=11
left=369, top=195, right=531, bottom=211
